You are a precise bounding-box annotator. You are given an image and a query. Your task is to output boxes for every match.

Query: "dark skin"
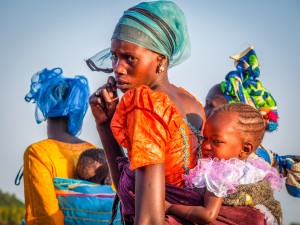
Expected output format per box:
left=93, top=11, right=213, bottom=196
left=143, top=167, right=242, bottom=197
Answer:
left=89, top=39, right=205, bottom=225
left=204, top=83, right=228, bottom=118
left=47, top=117, right=84, bottom=144
left=165, top=111, right=255, bottom=224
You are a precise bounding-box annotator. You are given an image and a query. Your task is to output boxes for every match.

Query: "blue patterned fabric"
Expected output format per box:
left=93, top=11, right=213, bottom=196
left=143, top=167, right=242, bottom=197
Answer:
left=53, top=177, right=122, bottom=224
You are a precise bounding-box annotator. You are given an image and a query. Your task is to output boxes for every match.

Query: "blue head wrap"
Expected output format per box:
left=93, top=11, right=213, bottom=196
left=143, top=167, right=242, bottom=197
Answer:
left=86, top=1, right=191, bottom=72
left=25, top=68, right=90, bottom=136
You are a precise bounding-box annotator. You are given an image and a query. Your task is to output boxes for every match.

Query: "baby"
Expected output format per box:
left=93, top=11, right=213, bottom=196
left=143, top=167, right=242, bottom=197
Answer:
left=166, top=103, right=284, bottom=225
left=76, top=148, right=111, bottom=185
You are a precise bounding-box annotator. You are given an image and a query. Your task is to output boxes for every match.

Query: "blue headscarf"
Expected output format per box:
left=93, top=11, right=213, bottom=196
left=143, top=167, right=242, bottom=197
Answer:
left=25, top=68, right=90, bottom=136
left=86, top=1, right=191, bottom=72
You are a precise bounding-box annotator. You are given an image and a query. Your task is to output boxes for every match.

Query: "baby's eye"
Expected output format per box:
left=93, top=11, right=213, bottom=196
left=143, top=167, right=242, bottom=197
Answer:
left=213, top=140, right=223, bottom=144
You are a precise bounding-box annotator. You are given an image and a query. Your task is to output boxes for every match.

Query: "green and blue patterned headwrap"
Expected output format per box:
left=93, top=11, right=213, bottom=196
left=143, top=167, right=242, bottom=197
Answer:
left=86, top=1, right=191, bottom=72
left=220, top=46, right=279, bottom=132
left=25, top=68, right=90, bottom=136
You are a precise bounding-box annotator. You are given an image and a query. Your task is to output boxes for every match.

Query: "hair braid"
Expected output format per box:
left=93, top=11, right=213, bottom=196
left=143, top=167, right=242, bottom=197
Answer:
left=214, top=103, right=265, bottom=149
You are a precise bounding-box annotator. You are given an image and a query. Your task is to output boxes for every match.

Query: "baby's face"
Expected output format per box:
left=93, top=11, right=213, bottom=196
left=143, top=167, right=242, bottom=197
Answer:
left=201, top=112, right=243, bottom=160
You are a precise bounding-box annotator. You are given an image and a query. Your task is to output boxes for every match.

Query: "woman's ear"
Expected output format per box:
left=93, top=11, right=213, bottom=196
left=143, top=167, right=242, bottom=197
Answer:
left=239, top=142, right=254, bottom=159
left=157, top=54, right=166, bottom=63
left=156, top=55, right=167, bottom=73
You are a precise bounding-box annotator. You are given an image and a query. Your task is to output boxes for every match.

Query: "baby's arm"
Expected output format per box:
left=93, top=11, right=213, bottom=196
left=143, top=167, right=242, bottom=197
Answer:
left=166, top=189, right=223, bottom=224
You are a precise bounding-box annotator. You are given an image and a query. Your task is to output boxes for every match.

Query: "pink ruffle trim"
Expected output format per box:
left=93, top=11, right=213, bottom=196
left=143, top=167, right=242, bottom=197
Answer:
left=183, top=158, right=284, bottom=197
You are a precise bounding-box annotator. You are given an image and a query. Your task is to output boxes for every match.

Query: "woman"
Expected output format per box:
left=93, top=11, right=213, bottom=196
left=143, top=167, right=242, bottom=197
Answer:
left=23, top=67, right=98, bottom=224
left=204, top=46, right=300, bottom=198
left=87, top=2, right=265, bottom=224
left=87, top=2, right=204, bottom=224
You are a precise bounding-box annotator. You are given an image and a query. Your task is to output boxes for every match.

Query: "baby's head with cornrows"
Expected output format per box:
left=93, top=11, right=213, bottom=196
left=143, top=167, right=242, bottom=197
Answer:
left=202, top=102, right=265, bottom=160
left=76, top=148, right=111, bottom=185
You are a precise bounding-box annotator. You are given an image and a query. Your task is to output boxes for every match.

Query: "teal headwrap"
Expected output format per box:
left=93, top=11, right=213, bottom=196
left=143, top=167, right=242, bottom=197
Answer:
left=25, top=68, right=90, bottom=136
left=220, top=46, right=279, bottom=132
left=86, top=1, right=191, bottom=72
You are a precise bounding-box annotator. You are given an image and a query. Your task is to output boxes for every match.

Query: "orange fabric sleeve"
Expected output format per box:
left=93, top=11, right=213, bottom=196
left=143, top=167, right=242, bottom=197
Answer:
left=126, top=107, right=168, bottom=169
left=111, top=86, right=180, bottom=170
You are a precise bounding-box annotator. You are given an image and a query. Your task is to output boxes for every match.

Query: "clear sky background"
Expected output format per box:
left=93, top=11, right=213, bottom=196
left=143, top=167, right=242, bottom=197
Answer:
left=0, top=0, right=299, bottom=224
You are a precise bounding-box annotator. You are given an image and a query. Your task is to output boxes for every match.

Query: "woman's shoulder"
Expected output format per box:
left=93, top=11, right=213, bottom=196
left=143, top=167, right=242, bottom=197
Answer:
left=25, top=139, right=53, bottom=150
left=178, top=86, right=205, bottom=114
left=117, top=85, right=180, bottom=117
left=24, top=139, right=57, bottom=159
left=25, top=139, right=97, bottom=155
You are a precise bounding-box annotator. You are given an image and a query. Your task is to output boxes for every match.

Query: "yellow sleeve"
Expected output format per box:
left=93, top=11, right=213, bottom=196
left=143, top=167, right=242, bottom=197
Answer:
left=23, top=144, right=64, bottom=225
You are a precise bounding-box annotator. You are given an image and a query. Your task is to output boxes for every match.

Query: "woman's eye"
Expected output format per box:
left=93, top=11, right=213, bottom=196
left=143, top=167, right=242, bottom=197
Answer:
left=110, top=54, right=117, bottom=61
left=127, top=56, right=137, bottom=63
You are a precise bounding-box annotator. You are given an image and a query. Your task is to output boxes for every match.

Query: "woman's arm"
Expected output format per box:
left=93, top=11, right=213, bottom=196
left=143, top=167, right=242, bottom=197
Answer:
left=89, top=76, right=125, bottom=190
left=166, top=189, right=223, bottom=224
left=135, top=163, right=165, bottom=225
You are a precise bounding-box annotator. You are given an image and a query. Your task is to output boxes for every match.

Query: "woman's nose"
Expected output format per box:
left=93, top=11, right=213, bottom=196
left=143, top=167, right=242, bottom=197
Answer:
left=113, top=59, right=127, bottom=75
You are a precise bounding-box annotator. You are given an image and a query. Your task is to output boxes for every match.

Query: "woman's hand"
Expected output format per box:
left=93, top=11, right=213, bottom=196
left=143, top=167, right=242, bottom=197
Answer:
left=89, top=76, right=119, bottom=125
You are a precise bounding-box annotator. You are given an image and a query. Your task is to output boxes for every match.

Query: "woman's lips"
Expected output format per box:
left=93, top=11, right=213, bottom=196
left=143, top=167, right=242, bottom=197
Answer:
left=116, top=80, right=129, bottom=90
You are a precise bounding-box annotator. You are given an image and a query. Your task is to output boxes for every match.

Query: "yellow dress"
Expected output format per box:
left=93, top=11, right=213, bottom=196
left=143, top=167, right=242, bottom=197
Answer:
left=23, top=139, right=97, bottom=225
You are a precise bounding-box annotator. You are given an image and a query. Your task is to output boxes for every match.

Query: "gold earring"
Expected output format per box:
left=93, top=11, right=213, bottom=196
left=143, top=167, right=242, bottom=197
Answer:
left=157, top=57, right=167, bottom=73
left=157, top=64, right=165, bottom=73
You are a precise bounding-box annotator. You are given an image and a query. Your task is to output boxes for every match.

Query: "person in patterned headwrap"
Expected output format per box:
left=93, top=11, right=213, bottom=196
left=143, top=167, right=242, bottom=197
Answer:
left=87, top=1, right=267, bottom=224
left=204, top=46, right=300, bottom=198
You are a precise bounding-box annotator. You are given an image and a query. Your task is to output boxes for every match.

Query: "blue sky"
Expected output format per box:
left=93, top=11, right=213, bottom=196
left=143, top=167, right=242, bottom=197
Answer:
left=0, top=0, right=299, bottom=224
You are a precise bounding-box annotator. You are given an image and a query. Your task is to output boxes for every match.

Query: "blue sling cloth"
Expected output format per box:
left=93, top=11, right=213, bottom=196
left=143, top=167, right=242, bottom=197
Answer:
left=53, top=177, right=122, bottom=225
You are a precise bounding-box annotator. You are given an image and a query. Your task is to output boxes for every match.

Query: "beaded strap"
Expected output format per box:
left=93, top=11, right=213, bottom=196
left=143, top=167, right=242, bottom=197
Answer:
left=180, top=119, right=203, bottom=174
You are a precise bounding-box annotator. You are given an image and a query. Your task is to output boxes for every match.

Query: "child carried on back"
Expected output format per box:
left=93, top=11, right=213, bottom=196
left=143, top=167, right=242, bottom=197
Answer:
left=54, top=148, right=121, bottom=225
left=166, top=103, right=284, bottom=225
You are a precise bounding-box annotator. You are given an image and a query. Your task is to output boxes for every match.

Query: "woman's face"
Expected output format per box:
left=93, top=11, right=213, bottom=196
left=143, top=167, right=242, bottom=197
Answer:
left=204, top=84, right=228, bottom=118
left=110, top=39, right=161, bottom=93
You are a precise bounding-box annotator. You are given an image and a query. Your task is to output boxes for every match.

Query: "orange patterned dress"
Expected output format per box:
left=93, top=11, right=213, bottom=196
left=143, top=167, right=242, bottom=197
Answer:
left=111, top=85, right=205, bottom=188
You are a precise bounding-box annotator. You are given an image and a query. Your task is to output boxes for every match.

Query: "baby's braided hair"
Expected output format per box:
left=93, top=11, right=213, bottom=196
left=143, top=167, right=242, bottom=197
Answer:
left=213, top=102, right=265, bottom=149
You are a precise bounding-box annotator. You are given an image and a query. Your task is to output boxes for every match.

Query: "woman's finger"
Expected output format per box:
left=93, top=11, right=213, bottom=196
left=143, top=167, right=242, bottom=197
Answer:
left=90, top=89, right=106, bottom=110
left=107, top=76, right=118, bottom=99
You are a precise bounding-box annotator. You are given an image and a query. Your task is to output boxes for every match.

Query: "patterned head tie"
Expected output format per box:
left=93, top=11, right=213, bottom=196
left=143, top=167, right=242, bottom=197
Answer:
left=25, top=68, right=90, bottom=136
left=220, top=46, right=279, bottom=132
left=86, top=1, right=191, bottom=72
